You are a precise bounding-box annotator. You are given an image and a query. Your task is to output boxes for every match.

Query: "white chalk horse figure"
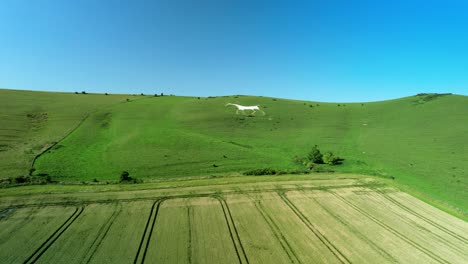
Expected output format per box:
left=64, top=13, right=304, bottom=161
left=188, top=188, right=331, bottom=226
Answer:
left=225, top=103, right=265, bottom=115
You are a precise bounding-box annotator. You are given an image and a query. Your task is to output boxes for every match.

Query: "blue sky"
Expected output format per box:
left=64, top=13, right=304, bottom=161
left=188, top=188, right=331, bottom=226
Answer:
left=0, top=0, right=467, bottom=102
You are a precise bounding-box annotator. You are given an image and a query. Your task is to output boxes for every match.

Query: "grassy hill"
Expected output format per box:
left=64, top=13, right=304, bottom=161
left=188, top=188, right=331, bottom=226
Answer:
left=1, top=89, right=467, bottom=214
left=0, top=89, right=140, bottom=179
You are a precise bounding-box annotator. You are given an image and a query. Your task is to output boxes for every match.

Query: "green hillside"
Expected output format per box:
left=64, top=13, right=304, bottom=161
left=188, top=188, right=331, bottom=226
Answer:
left=0, top=89, right=140, bottom=179
left=1, top=89, right=467, bottom=214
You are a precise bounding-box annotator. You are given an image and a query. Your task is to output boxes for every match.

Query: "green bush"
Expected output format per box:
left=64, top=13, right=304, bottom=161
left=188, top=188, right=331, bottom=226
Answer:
left=120, top=171, right=131, bottom=182
left=119, top=171, right=141, bottom=183
left=323, top=151, right=342, bottom=165
left=243, top=168, right=277, bottom=176
left=14, top=176, right=28, bottom=184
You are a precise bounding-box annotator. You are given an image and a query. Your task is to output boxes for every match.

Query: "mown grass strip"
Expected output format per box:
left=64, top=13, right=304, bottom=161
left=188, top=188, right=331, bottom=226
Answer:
left=217, top=197, right=249, bottom=264
left=278, top=193, right=350, bottom=264
left=254, top=201, right=301, bottom=264
left=301, top=191, right=397, bottom=262
left=84, top=203, right=123, bottom=263
left=24, top=206, right=84, bottom=264
left=330, top=191, right=451, bottom=264
left=377, top=191, right=468, bottom=244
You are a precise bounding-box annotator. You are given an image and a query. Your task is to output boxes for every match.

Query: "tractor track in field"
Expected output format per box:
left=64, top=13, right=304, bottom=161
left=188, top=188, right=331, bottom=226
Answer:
left=377, top=191, right=468, bottom=245
left=330, top=191, right=451, bottom=264
left=134, top=199, right=163, bottom=264
left=278, top=192, right=351, bottom=264
left=84, top=203, right=123, bottom=264
left=352, top=189, right=467, bottom=255
left=4, top=178, right=369, bottom=199
left=254, top=200, right=301, bottom=264
left=186, top=204, right=193, bottom=264
left=297, top=191, right=397, bottom=263
left=24, top=205, right=84, bottom=264
left=216, top=197, right=249, bottom=264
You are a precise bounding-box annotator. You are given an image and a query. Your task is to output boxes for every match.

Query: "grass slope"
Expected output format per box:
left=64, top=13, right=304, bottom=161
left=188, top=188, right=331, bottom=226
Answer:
left=0, top=89, right=139, bottom=178
left=1, top=89, right=466, bottom=214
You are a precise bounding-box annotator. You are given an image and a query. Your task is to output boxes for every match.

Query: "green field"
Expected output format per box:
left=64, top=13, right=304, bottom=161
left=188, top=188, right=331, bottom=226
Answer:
left=1, top=89, right=467, bottom=215
left=0, top=176, right=466, bottom=263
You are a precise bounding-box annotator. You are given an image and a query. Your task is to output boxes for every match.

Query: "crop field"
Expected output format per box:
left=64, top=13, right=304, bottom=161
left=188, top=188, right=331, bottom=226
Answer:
left=0, top=177, right=466, bottom=263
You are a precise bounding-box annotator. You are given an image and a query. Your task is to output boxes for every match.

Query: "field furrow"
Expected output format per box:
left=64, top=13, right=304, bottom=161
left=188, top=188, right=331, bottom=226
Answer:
left=225, top=194, right=295, bottom=264
left=86, top=201, right=154, bottom=263
left=143, top=198, right=191, bottom=263
left=35, top=203, right=119, bottom=263
left=218, top=198, right=249, bottom=264
left=188, top=197, right=239, bottom=264
left=284, top=191, right=396, bottom=263
left=384, top=190, right=468, bottom=240
left=330, top=190, right=452, bottom=264
left=344, top=188, right=468, bottom=262
left=256, top=192, right=344, bottom=264
left=305, top=189, right=440, bottom=263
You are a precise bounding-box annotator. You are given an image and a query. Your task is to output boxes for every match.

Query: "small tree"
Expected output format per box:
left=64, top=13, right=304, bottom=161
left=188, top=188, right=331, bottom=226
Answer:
left=120, top=171, right=130, bottom=182
left=308, top=145, right=323, bottom=164
left=81, top=91, right=87, bottom=94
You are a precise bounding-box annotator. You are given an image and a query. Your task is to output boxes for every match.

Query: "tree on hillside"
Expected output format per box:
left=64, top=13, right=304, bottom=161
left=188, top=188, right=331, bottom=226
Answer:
left=120, top=171, right=131, bottom=182
left=308, top=145, right=323, bottom=163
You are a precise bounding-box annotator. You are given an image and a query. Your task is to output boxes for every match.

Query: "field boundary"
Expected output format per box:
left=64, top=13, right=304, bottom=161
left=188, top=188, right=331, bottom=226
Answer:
left=3, top=181, right=375, bottom=209
left=24, top=206, right=84, bottom=264
left=216, top=197, right=249, bottom=264
left=330, top=191, right=451, bottom=264
left=278, top=192, right=351, bottom=264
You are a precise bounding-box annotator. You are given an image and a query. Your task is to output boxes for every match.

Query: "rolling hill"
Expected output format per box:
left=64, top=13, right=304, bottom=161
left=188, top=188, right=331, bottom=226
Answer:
left=1, top=89, right=467, bottom=215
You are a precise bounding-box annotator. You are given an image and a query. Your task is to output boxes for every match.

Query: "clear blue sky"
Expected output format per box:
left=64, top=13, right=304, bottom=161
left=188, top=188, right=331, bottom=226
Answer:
left=1, top=0, right=467, bottom=102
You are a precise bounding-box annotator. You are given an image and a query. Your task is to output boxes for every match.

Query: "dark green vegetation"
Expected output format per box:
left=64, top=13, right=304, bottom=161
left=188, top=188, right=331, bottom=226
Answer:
left=1, top=89, right=467, bottom=215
